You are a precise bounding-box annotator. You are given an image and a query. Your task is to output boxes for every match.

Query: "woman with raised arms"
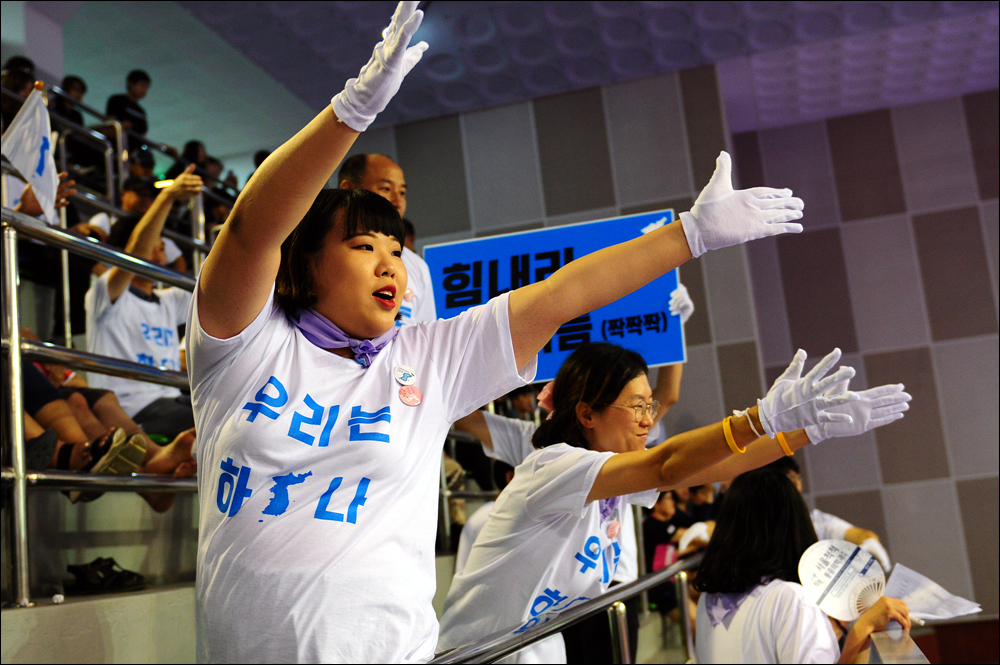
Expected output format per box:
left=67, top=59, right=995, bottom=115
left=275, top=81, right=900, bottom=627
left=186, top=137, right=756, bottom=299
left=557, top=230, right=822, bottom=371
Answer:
left=189, top=2, right=815, bottom=662
left=435, top=344, right=910, bottom=662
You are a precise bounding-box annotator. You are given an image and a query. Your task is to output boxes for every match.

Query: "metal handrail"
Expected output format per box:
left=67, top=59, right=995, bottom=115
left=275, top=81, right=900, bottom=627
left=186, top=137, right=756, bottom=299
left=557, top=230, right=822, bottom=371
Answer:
left=8, top=338, right=189, bottom=389
left=1, top=206, right=196, bottom=290
left=45, top=84, right=111, bottom=124
left=0, top=468, right=197, bottom=493
left=66, top=188, right=213, bottom=255
left=870, top=623, right=930, bottom=664
left=431, top=553, right=704, bottom=664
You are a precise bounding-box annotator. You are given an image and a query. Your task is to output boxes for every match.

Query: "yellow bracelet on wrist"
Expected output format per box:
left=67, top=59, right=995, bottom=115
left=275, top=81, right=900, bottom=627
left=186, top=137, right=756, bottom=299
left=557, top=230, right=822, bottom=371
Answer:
left=776, top=431, right=793, bottom=457
left=723, top=416, right=746, bottom=454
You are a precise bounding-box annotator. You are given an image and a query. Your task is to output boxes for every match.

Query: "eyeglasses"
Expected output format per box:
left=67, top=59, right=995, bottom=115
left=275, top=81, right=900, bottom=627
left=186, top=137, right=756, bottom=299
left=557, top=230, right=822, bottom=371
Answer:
left=609, top=400, right=660, bottom=423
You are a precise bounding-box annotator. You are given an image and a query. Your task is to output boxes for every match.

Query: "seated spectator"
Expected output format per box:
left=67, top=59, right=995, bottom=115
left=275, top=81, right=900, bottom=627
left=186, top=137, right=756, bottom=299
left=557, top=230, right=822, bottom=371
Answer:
left=129, top=145, right=156, bottom=179
left=688, top=483, right=715, bottom=522
left=20, top=359, right=195, bottom=511
left=767, top=457, right=892, bottom=571
left=85, top=166, right=202, bottom=439
left=106, top=69, right=150, bottom=136
left=88, top=175, right=187, bottom=273
left=505, top=385, right=538, bottom=421
left=1, top=64, right=33, bottom=129
left=165, top=140, right=206, bottom=180
left=693, top=467, right=910, bottom=664
left=643, top=491, right=695, bottom=622
left=2, top=55, right=35, bottom=77
left=52, top=75, right=87, bottom=126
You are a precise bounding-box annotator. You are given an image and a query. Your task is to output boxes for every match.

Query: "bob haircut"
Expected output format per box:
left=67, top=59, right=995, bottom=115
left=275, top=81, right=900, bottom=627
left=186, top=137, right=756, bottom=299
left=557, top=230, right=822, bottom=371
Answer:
left=532, top=342, right=648, bottom=450
left=275, top=187, right=405, bottom=315
left=693, top=467, right=818, bottom=595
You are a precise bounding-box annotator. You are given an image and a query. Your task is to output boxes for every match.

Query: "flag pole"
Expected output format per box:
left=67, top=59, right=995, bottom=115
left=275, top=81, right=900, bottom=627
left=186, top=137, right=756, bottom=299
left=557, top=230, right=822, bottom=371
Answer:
left=36, top=79, right=73, bottom=346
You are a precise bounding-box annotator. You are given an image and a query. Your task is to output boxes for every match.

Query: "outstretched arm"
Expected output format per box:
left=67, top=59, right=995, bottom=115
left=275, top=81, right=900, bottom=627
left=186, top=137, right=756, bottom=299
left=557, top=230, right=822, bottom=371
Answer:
left=107, top=165, right=202, bottom=302
left=508, top=153, right=804, bottom=370
left=196, top=2, right=427, bottom=339
left=453, top=411, right=493, bottom=450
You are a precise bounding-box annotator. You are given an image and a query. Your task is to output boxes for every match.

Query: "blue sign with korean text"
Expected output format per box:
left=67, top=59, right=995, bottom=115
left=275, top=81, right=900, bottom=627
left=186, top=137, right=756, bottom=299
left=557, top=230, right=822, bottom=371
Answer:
left=424, top=209, right=687, bottom=382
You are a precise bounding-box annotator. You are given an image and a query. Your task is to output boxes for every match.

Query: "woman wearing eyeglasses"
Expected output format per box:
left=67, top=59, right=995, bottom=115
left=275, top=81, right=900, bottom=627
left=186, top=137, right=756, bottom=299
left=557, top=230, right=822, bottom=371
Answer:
left=436, top=342, right=910, bottom=663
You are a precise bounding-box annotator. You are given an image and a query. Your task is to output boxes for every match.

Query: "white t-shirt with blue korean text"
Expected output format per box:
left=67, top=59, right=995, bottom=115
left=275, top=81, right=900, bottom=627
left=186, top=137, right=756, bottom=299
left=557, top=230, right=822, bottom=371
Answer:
left=188, top=288, right=534, bottom=664
left=437, top=444, right=657, bottom=661
left=399, top=246, right=436, bottom=326
left=695, top=579, right=840, bottom=664
left=85, top=271, right=189, bottom=416
left=481, top=412, right=640, bottom=584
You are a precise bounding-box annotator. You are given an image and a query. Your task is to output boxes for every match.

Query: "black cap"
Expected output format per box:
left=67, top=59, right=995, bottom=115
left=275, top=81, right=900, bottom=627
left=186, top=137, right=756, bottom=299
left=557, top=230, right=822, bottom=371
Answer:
left=131, top=146, right=155, bottom=168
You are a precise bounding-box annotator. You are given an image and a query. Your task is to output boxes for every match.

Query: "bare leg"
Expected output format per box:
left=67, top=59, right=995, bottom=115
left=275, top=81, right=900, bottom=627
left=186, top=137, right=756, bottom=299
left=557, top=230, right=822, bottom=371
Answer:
left=33, top=401, right=90, bottom=469
left=64, top=391, right=107, bottom=439
left=24, top=411, right=47, bottom=439
left=90, top=391, right=143, bottom=437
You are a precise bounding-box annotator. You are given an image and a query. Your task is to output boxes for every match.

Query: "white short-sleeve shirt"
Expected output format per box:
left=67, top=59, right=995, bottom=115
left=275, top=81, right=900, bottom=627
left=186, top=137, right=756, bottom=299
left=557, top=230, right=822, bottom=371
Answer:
left=437, top=444, right=656, bottom=660
left=188, top=288, right=534, bottom=664
left=480, top=412, right=640, bottom=584
left=399, top=247, right=436, bottom=325
left=85, top=271, right=190, bottom=416
left=811, top=509, right=854, bottom=541
left=695, top=579, right=840, bottom=664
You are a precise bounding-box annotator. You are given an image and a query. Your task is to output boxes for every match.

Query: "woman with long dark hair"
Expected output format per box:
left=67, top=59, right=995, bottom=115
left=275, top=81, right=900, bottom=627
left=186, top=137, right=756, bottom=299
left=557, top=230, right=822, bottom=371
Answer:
left=436, top=343, right=908, bottom=662
left=694, top=468, right=910, bottom=663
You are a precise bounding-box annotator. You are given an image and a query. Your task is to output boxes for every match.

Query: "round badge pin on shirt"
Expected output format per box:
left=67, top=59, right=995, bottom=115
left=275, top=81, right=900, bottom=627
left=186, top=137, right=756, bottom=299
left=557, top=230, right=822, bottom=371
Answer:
left=394, top=365, right=416, bottom=386
left=399, top=385, right=423, bottom=407
left=404, top=288, right=415, bottom=302
left=607, top=521, right=621, bottom=539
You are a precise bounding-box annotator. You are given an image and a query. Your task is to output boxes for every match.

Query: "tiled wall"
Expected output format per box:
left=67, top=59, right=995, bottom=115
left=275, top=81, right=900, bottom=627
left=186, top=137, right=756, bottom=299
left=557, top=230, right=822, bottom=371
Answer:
left=346, top=76, right=998, bottom=617
left=734, top=89, right=999, bottom=617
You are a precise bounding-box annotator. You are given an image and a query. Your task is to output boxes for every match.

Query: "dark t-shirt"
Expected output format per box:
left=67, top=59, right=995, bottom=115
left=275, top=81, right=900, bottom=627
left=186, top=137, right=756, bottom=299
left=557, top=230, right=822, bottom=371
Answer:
left=106, top=94, right=148, bottom=135
left=642, top=509, right=695, bottom=568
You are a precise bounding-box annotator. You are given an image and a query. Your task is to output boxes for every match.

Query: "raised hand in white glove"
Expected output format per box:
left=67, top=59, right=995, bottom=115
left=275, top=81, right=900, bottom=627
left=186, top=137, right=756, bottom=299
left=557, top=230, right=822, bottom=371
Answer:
left=679, top=152, right=804, bottom=258
left=669, top=283, right=695, bottom=325
left=758, top=348, right=858, bottom=439
left=805, top=380, right=911, bottom=444
left=332, top=1, right=429, bottom=132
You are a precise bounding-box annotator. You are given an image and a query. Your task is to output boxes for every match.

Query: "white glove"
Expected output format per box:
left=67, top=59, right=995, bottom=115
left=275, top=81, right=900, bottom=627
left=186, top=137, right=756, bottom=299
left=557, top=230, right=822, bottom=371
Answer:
left=805, top=381, right=911, bottom=444
left=861, top=537, right=892, bottom=572
left=669, top=284, right=695, bottom=325
left=332, top=1, right=429, bottom=132
left=679, top=152, right=804, bottom=258
left=758, top=348, right=858, bottom=439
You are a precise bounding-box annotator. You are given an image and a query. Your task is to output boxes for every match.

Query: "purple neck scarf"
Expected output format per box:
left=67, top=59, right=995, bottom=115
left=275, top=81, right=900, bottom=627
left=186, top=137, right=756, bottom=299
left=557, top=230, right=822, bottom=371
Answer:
left=290, top=308, right=398, bottom=367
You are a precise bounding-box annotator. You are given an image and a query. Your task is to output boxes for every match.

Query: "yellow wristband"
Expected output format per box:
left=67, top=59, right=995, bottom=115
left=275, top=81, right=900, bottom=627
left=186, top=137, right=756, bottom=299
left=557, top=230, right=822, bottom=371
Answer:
left=723, top=416, right=746, bottom=454
left=776, top=431, right=793, bottom=457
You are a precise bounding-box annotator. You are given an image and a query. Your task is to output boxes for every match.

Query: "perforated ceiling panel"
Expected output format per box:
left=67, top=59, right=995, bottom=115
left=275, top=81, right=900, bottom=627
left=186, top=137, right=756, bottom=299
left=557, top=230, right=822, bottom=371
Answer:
left=177, top=1, right=999, bottom=130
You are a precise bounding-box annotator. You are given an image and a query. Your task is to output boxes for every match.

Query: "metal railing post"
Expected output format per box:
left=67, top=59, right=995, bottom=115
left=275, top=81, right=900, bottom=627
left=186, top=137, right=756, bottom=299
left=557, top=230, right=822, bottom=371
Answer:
left=103, top=143, right=115, bottom=202
left=608, top=600, right=632, bottom=664
left=633, top=504, right=650, bottom=617
left=192, top=191, right=206, bottom=275
left=112, top=121, right=126, bottom=194
left=2, top=225, right=32, bottom=607
left=59, top=205, right=72, bottom=347
left=676, top=570, right=695, bottom=663
left=439, top=454, right=452, bottom=551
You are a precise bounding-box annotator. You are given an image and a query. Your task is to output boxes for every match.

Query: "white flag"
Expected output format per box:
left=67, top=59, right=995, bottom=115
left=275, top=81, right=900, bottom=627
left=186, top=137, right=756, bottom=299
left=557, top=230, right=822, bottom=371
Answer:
left=1, top=88, right=58, bottom=224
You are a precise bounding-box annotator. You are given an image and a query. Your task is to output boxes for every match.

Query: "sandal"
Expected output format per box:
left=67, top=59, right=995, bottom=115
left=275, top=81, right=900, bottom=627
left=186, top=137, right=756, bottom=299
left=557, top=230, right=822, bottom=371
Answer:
left=64, top=557, right=145, bottom=595
left=67, top=429, right=148, bottom=503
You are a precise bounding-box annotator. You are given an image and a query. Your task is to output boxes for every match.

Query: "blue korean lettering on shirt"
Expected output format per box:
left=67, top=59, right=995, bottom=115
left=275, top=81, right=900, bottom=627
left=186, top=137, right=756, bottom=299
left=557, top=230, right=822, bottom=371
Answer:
left=137, top=353, right=156, bottom=366
left=514, top=588, right=589, bottom=634
left=574, top=535, right=621, bottom=583
left=262, top=471, right=312, bottom=516
left=348, top=405, right=391, bottom=443
left=314, top=476, right=372, bottom=523
left=242, top=376, right=288, bottom=422
left=140, top=323, right=175, bottom=347
left=396, top=305, right=412, bottom=326
left=288, top=395, right=339, bottom=447
left=217, top=458, right=253, bottom=517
